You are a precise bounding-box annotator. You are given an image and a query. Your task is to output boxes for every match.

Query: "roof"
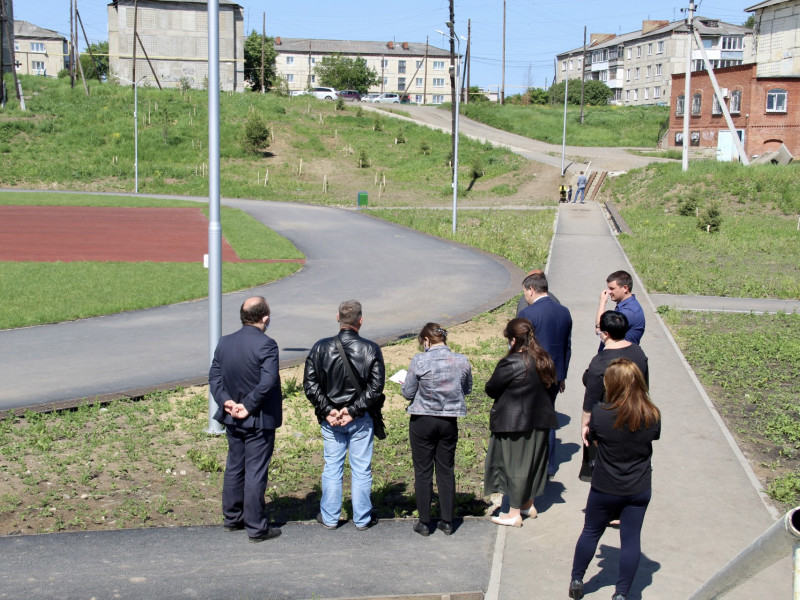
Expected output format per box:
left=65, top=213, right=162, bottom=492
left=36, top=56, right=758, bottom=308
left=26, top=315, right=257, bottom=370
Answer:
left=110, top=0, right=241, bottom=7
left=745, top=0, right=793, bottom=11
left=13, top=20, right=66, bottom=41
left=556, top=17, right=752, bottom=58
left=274, top=37, right=452, bottom=58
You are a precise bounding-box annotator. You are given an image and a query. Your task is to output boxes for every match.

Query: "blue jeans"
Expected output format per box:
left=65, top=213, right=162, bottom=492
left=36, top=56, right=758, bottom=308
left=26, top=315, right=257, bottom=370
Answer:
left=319, top=414, right=374, bottom=527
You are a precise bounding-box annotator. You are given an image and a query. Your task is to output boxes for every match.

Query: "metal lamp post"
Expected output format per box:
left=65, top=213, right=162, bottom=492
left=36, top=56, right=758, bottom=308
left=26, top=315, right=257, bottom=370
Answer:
left=437, top=24, right=464, bottom=234
left=115, top=75, right=147, bottom=193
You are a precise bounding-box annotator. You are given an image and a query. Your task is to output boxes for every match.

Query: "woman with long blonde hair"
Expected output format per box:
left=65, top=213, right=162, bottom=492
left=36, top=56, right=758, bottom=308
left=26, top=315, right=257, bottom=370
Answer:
left=568, top=359, right=661, bottom=600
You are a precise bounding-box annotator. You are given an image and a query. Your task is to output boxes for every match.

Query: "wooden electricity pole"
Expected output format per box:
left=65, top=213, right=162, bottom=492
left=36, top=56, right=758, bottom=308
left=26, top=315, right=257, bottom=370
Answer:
left=501, top=0, right=506, bottom=105
left=260, top=12, right=265, bottom=93
left=464, top=19, right=470, bottom=104
left=579, top=26, right=587, bottom=124
left=449, top=0, right=456, bottom=165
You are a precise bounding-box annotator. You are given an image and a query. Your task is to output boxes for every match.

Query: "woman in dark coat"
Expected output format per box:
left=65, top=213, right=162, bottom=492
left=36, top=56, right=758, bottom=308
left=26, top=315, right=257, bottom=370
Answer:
left=568, top=359, right=661, bottom=600
left=484, top=318, right=557, bottom=527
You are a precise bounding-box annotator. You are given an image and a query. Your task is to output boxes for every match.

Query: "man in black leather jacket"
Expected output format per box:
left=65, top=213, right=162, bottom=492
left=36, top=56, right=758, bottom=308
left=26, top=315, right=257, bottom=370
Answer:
left=303, top=300, right=385, bottom=530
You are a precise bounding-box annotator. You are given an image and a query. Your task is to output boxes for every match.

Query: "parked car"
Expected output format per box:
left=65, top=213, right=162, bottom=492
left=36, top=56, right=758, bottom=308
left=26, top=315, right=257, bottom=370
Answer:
left=337, top=90, right=361, bottom=102
left=289, top=90, right=309, bottom=97
left=310, top=86, right=337, bottom=100
left=372, top=93, right=401, bottom=104
left=365, top=93, right=381, bottom=103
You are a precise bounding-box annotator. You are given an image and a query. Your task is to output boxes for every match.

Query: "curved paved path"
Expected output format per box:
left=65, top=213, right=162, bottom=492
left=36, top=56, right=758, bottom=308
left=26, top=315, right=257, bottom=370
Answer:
left=0, top=198, right=522, bottom=411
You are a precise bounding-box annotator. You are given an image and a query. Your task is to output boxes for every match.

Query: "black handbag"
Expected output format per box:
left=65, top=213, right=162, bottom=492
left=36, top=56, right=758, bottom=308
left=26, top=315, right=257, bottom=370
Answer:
left=333, top=336, right=387, bottom=440
left=579, top=443, right=596, bottom=482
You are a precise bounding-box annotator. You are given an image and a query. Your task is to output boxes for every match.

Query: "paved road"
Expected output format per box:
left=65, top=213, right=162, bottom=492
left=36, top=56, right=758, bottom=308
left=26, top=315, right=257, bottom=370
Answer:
left=0, top=198, right=522, bottom=411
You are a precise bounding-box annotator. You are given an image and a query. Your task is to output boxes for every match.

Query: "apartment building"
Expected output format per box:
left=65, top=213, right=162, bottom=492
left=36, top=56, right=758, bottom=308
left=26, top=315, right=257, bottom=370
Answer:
left=747, top=0, right=800, bottom=76
left=107, top=0, right=244, bottom=91
left=274, top=37, right=454, bottom=104
left=10, top=20, right=67, bottom=77
left=556, top=18, right=753, bottom=106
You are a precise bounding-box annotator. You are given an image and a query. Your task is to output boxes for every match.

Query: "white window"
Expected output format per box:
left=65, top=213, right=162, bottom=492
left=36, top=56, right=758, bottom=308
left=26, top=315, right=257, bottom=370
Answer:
left=433, top=60, right=444, bottom=70
left=398, top=77, right=406, bottom=90
left=636, top=46, right=642, bottom=58
left=656, top=63, right=663, bottom=76
left=730, top=90, right=741, bottom=114
left=398, top=60, right=406, bottom=74
left=433, top=78, right=445, bottom=87
left=31, top=42, right=46, bottom=53
left=625, top=90, right=630, bottom=102
left=712, top=95, right=721, bottom=115
left=310, top=75, right=315, bottom=83
left=578, top=58, right=583, bottom=69
left=415, top=94, right=423, bottom=103
left=416, top=60, right=423, bottom=68
left=286, top=56, right=294, bottom=64
left=562, top=60, right=567, bottom=71
left=644, top=87, right=649, bottom=100
left=647, top=43, right=653, bottom=55
left=381, top=59, right=389, bottom=68
left=14, top=42, right=19, bottom=51
left=32, top=60, right=46, bottom=74
left=722, top=36, right=742, bottom=50
left=310, top=57, right=316, bottom=64
left=676, top=95, right=685, bottom=116
left=767, top=88, right=787, bottom=112
left=626, top=48, right=631, bottom=59
left=383, top=77, right=388, bottom=86
left=415, top=77, right=423, bottom=88
left=657, top=41, right=664, bottom=54
left=286, top=74, right=294, bottom=83
left=646, top=65, right=652, bottom=78
left=703, top=38, right=714, bottom=49
left=654, top=86, right=661, bottom=98
left=692, top=93, right=702, bottom=115
left=635, top=67, right=640, bottom=80
left=432, top=94, right=445, bottom=104
left=599, top=70, right=608, bottom=82
left=626, top=69, right=631, bottom=81
left=633, top=89, right=639, bottom=101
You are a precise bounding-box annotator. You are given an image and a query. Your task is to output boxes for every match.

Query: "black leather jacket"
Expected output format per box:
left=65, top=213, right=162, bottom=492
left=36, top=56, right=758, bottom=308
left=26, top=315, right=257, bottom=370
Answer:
left=303, top=328, right=385, bottom=423
left=485, top=353, right=557, bottom=433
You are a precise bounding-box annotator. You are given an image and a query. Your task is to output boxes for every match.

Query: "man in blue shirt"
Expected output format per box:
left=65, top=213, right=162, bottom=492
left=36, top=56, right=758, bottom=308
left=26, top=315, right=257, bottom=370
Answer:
left=595, top=270, right=645, bottom=347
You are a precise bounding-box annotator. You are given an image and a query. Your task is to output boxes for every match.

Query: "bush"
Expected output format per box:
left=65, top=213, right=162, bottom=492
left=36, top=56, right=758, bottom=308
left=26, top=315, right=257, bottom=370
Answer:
left=357, top=149, right=370, bottom=168
left=470, top=157, right=485, bottom=180
left=677, top=191, right=701, bottom=216
left=419, top=140, right=431, bottom=155
left=396, top=130, right=406, bottom=144
left=373, top=117, right=383, bottom=132
left=697, top=203, right=723, bottom=232
left=335, top=97, right=346, bottom=111
left=243, top=111, right=270, bottom=154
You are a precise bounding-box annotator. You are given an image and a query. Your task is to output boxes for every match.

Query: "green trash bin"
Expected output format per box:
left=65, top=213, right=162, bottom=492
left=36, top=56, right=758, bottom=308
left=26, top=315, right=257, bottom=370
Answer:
left=357, top=191, right=368, bottom=210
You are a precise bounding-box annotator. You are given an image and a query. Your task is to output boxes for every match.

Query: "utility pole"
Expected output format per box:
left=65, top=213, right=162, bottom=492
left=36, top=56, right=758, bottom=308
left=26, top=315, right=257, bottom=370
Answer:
left=423, top=38, right=428, bottom=104
left=579, top=26, right=587, bottom=124
left=260, top=12, right=265, bottom=93
left=132, top=0, right=139, bottom=87
left=465, top=19, right=470, bottom=104
left=448, top=0, right=456, bottom=165
left=69, top=0, right=75, bottom=87
left=681, top=0, right=695, bottom=172
left=501, top=0, right=506, bottom=104
left=1, top=0, right=24, bottom=109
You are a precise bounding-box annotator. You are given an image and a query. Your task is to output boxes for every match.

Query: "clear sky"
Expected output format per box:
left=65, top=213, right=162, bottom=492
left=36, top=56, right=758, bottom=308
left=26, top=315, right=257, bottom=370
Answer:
left=17, top=0, right=757, bottom=93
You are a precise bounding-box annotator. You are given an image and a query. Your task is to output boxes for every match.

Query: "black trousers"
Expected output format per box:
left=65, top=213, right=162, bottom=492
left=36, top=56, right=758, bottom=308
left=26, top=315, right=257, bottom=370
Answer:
left=409, top=415, right=458, bottom=523
left=223, top=425, right=275, bottom=538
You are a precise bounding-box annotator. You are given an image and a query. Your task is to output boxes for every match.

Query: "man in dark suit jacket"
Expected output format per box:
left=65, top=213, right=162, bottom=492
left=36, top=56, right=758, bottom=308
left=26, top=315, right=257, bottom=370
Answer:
left=518, top=272, right=572, bottom=478
left=209, top=296, right=283, bottom=543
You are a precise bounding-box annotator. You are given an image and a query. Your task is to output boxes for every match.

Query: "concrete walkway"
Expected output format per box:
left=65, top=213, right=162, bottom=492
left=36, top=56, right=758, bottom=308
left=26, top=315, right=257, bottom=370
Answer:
left=493, top=201, right=789, bottom=599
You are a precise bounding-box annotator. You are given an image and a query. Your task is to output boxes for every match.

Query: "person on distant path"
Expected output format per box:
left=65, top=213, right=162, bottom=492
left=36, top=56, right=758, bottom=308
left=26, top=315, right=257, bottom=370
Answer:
left=596, top=270, right=645, bottom=349
left=568, top=359, right=661, bottom=600
left=209, top=296, right=283, bottom=543
left=582, top=311, right=649, bottom=441
left=567, top=185, right=573, bottom=203
left=575, top=171, right=588, bottom=203
left=304, top=300, right=385, bottom=531
left=516, top=268, right=560, bottom=316
left=484, top=318, right=557, bottom=527
left=401, top=323, right=472, bottom=536
left=518, top=271, right=572, bottom=479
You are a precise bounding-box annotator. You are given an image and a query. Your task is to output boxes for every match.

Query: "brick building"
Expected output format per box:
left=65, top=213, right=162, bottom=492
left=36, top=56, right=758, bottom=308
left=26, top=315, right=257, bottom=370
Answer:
left=668, top=63, right=800, bottom=159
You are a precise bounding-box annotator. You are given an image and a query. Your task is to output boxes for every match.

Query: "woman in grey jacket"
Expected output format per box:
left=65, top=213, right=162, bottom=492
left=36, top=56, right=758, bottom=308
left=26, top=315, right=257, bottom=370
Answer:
left=402, top=323, right=473, bottom=536
left=484, top=318, right=557, bottom=527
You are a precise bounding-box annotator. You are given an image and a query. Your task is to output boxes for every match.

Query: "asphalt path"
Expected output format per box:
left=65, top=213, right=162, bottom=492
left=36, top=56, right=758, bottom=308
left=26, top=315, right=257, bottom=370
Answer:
left=0, top=197, right=522, bottom=411
left=0, top=519, right=496, bottom=600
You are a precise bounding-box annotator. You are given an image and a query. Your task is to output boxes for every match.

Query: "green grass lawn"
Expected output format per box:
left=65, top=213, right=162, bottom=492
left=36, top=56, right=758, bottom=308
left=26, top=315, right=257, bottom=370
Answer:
left=0, top=192, right=303, bottom=329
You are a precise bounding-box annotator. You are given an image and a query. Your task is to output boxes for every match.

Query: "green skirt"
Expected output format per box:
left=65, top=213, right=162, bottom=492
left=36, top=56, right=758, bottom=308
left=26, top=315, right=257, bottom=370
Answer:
left=484, top=429, right=549, bottom=508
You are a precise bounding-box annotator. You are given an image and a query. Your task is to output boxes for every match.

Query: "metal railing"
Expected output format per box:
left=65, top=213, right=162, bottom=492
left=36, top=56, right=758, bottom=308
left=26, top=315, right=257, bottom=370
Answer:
left=688, top=506, right=800, bottom=600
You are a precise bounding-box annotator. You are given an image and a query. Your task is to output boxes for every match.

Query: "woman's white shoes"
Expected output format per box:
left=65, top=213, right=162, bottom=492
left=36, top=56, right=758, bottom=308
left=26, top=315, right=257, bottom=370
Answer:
left=520, top=507, right=537, bottom=518
left=491, top=514, right=523, bottom=527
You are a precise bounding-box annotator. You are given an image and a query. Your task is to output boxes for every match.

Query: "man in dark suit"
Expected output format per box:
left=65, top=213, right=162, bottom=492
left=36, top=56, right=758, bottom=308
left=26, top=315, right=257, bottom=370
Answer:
left=209, top=296, right=283, bottom=543
left=518, top=272, right=572, bottom=479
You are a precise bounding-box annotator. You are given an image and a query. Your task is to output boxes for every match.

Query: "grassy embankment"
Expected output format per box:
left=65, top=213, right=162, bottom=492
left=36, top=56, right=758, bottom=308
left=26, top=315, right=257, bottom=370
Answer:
left=605, top=160, right=800, bottom=506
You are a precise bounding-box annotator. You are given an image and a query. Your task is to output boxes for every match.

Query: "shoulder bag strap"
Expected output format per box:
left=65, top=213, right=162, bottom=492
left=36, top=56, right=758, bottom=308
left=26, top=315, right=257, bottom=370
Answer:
left=334, top=335, right=363, bottom=396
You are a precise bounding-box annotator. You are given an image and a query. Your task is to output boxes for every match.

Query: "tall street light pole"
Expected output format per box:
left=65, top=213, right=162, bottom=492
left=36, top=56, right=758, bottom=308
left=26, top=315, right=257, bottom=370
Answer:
left=115, top=74, right=147, bottom=193
left=439, top=24, right=463, bottom=234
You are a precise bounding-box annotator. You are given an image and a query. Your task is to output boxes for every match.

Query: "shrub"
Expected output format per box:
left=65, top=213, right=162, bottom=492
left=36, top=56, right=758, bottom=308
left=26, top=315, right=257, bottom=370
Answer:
left=470, top=157, right=485, bottom=180
left=335, top=97, right=346, bottom=111
left=357, top=149, right=370, bottom=168
left=243, top=111, right=270, bottom=154
left=373, top=117, right=383, bottom=132
left=179, top=77, right=192, bottom=93
left=697, top=203, right=723, bottom=232
left=419, top=140, right=431, bottom=155
left=677, top=191, right=701, bottom=216
left=396, top=130, right=406, bottom=144
left=356, top=106, right=364, bottom=117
